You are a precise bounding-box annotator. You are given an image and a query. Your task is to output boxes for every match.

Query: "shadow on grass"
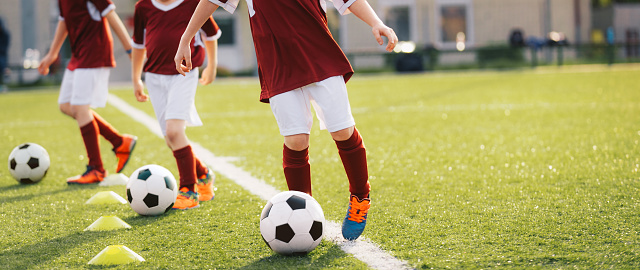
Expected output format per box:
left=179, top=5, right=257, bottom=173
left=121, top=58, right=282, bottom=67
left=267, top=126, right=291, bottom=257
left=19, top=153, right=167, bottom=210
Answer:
left=0, top=186, right=71, bottom=205
left=0, top=183, right=103, bottom=205
left=0, top=231, right=106, bottom=269
left=238, top=244, right=355, bottom=270
left=121, top=209, right=175, bottom=226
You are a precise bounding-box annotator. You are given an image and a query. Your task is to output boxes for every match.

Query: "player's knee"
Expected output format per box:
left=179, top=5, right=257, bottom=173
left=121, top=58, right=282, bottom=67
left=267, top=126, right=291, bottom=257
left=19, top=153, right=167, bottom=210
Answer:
left=59, top=103, right=72, bottom=117
left=330, top=126, right=354, bottom=141
left=284, top=134, right=310, bottom=151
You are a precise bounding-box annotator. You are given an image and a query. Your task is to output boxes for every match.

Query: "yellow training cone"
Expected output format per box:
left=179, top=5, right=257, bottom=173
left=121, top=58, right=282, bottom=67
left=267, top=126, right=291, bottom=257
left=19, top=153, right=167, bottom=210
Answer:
left=88, top=245, right=145, bottom=265
left=85, top=191, right=127, bottom=204
left=84, top=216, right=132, bottom=231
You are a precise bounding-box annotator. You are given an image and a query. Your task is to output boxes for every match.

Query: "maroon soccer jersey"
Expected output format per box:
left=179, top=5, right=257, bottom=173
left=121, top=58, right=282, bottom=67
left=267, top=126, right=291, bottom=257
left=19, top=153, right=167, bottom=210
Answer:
left=133, top=0, right=221, bottom=75
left=58, top=0, right=116, bottom=70
left=210, top=0, right=355, bottom=102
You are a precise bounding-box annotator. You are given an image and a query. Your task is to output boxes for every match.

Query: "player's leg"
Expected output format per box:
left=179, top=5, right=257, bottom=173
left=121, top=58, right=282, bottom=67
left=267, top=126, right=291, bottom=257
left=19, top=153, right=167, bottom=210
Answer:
left=61, top=68, right=107, bottom=184
left=166, top=119, right=199, bottom=209
left=163, top=69, right=204, bottom=209
left=308, top=76, right=370, bottom=240
left=66, top=103, right=107, bottom=184
left=91, top=110, right=137, bottom=173
left=270, top=88, right=314, bottom=196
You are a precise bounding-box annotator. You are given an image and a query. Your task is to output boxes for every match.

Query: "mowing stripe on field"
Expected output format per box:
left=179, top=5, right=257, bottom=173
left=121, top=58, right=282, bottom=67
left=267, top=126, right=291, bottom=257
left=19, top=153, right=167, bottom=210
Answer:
left=107, top=94, right=410, bottom=270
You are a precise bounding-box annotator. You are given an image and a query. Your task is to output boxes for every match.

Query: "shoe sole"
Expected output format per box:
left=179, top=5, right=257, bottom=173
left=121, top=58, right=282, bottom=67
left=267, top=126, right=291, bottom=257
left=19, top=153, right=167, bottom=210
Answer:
left=116, top=138, right=137, bottom=173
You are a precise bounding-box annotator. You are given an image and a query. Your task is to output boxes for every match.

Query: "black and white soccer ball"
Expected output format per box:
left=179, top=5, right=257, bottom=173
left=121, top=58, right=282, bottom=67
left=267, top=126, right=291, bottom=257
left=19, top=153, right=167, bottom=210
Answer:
left=126, top=164, right=177, bottom=216
left=8, top=143, right=50, bottom=184
left=260, top=191, right=325, bottom=255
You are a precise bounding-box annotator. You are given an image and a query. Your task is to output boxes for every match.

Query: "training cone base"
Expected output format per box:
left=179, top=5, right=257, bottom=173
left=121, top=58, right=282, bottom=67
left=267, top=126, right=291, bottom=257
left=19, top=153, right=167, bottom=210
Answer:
left=85, top=191, right=127, bottom=204
left=84, top=216, right=132, bottom=231
left=99, top=173, right=129, bottom=186
left=88, top=245, right=145, bottom=265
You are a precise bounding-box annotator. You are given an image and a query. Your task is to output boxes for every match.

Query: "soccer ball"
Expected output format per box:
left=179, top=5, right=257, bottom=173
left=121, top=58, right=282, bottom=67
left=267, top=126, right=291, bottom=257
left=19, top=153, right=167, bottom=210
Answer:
left=8, top=143, right=50, bottom=184
left=260, top=191, right=325, bottom=255
left=126, top=164, right=177, bottom=216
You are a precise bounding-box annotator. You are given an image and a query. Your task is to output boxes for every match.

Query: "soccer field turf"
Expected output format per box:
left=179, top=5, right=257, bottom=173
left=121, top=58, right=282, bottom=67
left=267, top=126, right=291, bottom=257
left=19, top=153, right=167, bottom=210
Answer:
left=1, top=65, right=639, bottom=269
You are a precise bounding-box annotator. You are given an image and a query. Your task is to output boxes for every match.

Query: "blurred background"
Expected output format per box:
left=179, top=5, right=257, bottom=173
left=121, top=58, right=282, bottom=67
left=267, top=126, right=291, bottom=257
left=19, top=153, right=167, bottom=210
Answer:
left=0, top=0, right=638, bottom=88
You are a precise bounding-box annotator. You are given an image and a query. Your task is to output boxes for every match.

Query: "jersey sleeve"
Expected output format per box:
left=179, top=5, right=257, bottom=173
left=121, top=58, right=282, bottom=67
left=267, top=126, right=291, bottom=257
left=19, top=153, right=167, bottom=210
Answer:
left=200, top=16, right=222, bottom=41
left=328, top=0, right=357, bottom=15
left=208, top=0, right=240, bottom=14
left=89, top=0, right=116, bottom=17
left=131, top=5, right=146, bottom=49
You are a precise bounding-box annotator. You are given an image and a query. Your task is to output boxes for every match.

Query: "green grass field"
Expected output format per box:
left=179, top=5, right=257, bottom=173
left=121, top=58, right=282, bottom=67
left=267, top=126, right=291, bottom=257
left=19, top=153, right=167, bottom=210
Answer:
left=1, top=65, right=639, bottom=269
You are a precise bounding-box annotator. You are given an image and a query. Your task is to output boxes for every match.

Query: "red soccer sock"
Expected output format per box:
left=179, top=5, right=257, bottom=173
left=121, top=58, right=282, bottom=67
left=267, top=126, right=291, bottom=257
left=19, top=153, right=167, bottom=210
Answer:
left=80, top=120, right=104, bottom=173
left=92, top=111, right=123, bottom=149
left=335, top=128, right=370, bottom=199
left=194, top=156, right=208, bottom=178
left=173, top=145, right=197, bottom=191
left=283, top=144, right=312, bottom=196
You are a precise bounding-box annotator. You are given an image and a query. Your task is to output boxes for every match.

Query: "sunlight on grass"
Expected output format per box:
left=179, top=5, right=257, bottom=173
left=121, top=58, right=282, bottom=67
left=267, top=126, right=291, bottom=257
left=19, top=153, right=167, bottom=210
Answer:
left=1, top=66, right=639, bottom=269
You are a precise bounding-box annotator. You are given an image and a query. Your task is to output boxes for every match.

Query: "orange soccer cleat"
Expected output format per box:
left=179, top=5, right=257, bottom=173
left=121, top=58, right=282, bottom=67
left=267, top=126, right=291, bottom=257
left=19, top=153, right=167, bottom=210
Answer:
left=67, top=166, right=106, bottom=185
left=114, top=135, right=137, bottom=173
left=196, top=167, right=216, bottom=201
left=172, top=187, right=200, bottom=210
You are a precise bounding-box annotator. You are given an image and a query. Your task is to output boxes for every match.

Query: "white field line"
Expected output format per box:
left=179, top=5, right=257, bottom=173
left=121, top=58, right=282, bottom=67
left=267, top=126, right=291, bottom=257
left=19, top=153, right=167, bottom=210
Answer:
left=107, top=94, right=411, bottom=270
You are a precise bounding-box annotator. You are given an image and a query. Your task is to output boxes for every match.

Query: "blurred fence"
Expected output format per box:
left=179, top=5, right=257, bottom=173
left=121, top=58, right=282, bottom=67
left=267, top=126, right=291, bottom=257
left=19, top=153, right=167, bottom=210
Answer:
left=347, top=42, right=640, bottom=73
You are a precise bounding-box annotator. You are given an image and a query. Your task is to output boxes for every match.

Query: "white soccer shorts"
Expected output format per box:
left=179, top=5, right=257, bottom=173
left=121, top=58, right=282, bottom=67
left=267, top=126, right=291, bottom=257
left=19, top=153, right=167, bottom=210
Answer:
left=269, top=75, right=356, bottom=136
left=58, top=67, right=110, bottom=108
left=145, top=68, right=202, bottom=136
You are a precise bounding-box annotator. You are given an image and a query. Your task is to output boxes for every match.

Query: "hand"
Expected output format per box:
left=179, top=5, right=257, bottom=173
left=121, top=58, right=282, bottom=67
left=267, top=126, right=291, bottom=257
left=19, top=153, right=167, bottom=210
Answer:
left=199, top=66, right=216, bottom=85
left=174, top=41, right=192, bottom=76
left=372, top=23, right=398, bottom=52
left=133, top=79, right=149, bottom=102
left=38, top=54, right=56, bottom=75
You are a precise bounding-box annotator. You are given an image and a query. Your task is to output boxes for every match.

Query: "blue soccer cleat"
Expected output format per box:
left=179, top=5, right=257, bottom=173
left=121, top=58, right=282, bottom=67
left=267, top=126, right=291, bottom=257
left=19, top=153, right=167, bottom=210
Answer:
left=341, top=195, right=371, bottom=240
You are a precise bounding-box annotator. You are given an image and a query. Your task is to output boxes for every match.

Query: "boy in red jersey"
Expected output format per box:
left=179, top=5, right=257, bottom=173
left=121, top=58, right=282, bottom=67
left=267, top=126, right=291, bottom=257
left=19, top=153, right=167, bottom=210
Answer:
left=175, top=0, right=397, bottom=239
left=38, top=0, right=137, bottom=184
left=131, top=0, right=221, bottom=210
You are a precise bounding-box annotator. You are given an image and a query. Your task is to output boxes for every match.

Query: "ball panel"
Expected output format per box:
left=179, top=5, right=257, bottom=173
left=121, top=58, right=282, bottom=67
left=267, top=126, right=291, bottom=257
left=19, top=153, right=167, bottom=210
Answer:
left=13, top=164, right=31, bottom=180
left=129, top=180, right=148, bottom=201
left=9, top=158, right=16, bottom=170
left=268, top=202, right=294, bottom=225
left=143, top=193, right=159, bottom=208
left=260, top=201, right=273, bottom=220
left=288, top=209, right=313, bottom=234
left=286, top=195, right=306, bottom=210
left=288, top=233, right=314, bottom=253
left=158, top=188, right=177, bottom=208
left=137, top=168, right=152, bottom=180
left=20, top=178, right=36, bottom=184
left=267, top=239, right=293, bottom=255
left=305, top=198, right=325, bottom=222
left=309, top=221, right=323, bottom=241
left=164, top=176, right=175, bottom=191
left=260, top=218, right=276, bottom=242
left=13, top=150, right=30, bottom=164
left=275, top=224, right=295, bottom=243
left=145, top=176, right=166, bottom=194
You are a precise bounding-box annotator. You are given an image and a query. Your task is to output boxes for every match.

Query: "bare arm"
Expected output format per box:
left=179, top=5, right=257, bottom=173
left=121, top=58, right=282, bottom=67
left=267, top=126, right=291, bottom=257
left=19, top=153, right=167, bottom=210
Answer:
left=38, top=20, right=68, bottom=75
left=175, top=0, right=219, bottom=75
left=105, top=10, right=133, bottom=58
left=131, top=47, right=148, bottom=102
left=199, top=38, right=218, bottom=85
left=347, top=0, right=397, bottom=52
